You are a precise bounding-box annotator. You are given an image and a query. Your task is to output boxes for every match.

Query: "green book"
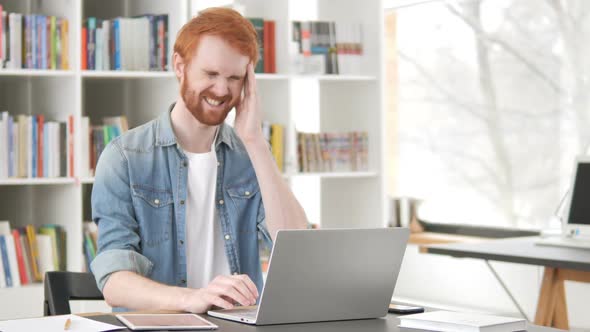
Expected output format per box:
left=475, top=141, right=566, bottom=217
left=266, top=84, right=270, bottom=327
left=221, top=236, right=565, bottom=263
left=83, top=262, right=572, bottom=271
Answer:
left=248, top=18, right=264, bottom=73
left=38, top=225, right=60, bottom=271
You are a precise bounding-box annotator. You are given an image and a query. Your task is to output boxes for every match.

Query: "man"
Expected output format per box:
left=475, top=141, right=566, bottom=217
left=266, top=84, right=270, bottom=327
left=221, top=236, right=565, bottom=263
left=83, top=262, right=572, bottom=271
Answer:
left=90, top=8, right=308, bottom=313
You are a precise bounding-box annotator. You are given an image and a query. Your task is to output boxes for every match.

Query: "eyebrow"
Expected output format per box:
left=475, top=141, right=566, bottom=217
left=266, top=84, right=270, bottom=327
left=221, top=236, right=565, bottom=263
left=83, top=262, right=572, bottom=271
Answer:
left=202, top=69, right=244, bottom=80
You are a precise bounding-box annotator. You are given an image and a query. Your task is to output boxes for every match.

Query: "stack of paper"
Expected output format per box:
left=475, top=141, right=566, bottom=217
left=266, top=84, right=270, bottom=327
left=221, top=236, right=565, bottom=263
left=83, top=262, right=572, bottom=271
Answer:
left=398, top=310, right=526, bottom=332
left=0, top=314, right=124, bottom=332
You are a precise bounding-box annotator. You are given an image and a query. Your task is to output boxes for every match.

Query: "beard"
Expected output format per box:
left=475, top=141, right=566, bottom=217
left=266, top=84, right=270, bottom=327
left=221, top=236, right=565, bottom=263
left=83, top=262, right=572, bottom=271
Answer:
left=181, top=71, right=237, bottom=126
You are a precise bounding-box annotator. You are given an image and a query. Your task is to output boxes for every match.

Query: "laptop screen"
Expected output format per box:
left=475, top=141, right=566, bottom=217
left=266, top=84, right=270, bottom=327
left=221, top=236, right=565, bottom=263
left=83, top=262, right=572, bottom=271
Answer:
left=568, top=162, right=590, bottom=226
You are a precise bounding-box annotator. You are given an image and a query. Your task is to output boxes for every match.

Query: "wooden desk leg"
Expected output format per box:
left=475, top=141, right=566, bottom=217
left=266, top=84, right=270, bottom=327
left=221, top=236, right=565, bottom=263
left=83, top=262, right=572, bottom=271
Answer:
left=534, top=267, right=557, bottom=326
left=551, top=276, right=569, bottom=330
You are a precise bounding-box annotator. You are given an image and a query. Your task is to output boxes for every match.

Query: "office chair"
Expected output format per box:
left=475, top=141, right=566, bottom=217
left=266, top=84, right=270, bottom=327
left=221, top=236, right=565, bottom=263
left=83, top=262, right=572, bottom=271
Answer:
left=43, top=271, right=104, bottom=316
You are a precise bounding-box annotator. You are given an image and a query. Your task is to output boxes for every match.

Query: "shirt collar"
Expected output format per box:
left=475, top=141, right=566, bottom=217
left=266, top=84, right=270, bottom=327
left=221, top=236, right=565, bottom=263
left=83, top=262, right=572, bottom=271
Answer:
left=155, top=103, right=235, bottom=150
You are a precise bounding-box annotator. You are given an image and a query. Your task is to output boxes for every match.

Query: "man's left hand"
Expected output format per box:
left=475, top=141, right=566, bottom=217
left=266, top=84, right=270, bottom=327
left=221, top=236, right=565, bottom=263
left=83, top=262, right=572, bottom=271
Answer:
left=234, top=63, right=264, bottom=145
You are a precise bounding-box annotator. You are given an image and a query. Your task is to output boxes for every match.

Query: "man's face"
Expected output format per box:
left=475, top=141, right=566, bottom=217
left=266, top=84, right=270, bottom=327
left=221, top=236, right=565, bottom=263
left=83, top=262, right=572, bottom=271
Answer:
left=180, top=35, right=250, bottom=126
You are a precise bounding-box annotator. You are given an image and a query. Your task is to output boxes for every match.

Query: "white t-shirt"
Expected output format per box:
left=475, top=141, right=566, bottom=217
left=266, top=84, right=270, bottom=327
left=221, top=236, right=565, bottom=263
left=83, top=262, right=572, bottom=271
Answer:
left=185, top=133, right=231, bottom=289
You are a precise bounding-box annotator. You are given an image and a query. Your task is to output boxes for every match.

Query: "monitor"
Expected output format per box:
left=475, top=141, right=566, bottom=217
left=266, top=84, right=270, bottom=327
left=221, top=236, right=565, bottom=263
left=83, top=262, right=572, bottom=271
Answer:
left=564, top=157, right=590, bottom=238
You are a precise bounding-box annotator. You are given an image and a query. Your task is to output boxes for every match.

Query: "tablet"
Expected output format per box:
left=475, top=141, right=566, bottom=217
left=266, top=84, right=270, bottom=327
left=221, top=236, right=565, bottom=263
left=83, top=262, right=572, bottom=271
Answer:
left=115, top=313, right=218, bottom=330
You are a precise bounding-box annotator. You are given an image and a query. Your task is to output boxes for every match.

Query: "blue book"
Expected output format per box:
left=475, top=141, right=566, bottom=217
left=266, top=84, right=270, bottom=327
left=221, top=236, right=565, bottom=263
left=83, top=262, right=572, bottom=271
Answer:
left=113, top=19, right=121, bottom=70
left=41, top=15, right=47, bottom=69
left=0, top=236, right=13, bottom=287
left=31, top=15, right=37, bottom=69
left=87, top=17, right=96, bottom=70
left=31, top=116, right=37, bottom=178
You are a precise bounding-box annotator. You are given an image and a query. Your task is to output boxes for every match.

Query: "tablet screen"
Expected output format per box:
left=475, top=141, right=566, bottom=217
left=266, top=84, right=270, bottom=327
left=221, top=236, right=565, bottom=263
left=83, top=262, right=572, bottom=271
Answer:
left=116, top=314, right=218, bottom=330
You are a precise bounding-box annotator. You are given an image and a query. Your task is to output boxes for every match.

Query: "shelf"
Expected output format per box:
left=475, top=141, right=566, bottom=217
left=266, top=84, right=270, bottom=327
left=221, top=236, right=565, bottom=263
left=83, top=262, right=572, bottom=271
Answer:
left=80, top=177, right=95, bottom=184
left=0, top=283, right=43, bottom=293
left=81, top=71, right=175, bottom=79
left=287, top=171, right=378, bottom=178
left=0, top=178, right=76, bottom=186
left=0, top=70, right=76, bottom=77
left=291, top=74, right=378, bottom=81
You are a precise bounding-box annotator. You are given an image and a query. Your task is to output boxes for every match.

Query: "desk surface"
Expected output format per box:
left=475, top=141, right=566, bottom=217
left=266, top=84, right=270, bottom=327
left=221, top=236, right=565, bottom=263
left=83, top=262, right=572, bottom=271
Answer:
left=424, top=236, right=590, bottom=271
left=87, top=312, right=564, bottom=332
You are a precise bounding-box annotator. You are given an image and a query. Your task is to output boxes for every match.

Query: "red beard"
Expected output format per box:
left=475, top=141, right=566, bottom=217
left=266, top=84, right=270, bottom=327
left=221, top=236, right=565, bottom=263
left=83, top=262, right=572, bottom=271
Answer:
left=181, top=71, right=236, bottom=126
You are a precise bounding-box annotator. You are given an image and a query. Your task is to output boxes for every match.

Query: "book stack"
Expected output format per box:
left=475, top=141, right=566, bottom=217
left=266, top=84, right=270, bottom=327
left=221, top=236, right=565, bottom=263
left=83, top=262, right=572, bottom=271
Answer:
left=81, top=15, right=169, bottom=71
left=291, top=21, right=363, bottom=75
left=297, top=131, right=368, bottom=173
left=0, top=112, right=74, bottom=179
left=80, top=116, right=129, bottom=177
left=0, top=220, right=67, bottom=288
left=247, top=18, right=276, bottom=74
left=0, top=6, right=70, bottom=70
left=261, top=121, right=284, bottom=172
left=398, top=310, right=526, bottom=332
left=82, top=222, right=98, bottom=272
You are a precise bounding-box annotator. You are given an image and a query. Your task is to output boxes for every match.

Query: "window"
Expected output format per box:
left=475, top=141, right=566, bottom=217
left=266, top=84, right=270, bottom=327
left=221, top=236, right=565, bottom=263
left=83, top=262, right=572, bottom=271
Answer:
left=388, top=0, right=590, bottom=228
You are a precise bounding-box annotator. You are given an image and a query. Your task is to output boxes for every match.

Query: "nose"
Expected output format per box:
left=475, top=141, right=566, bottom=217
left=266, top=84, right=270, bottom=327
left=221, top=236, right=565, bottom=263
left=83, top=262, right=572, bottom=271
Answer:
left=210, top=78, right=229, bottom=97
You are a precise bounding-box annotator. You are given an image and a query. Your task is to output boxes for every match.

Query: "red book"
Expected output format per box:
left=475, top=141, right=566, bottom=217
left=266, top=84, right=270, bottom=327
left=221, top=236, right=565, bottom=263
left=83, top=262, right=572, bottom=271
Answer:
left=269, top=21, right=276, bottom=73
left=263, top=21, right=271, bottom=73
left=68, top=115, right=74, bottom=177
left=81, top=27, right=88, bottom=70
left=37, top=114, right=44, bottom=178
left=11, top=230, right=29, bottom=285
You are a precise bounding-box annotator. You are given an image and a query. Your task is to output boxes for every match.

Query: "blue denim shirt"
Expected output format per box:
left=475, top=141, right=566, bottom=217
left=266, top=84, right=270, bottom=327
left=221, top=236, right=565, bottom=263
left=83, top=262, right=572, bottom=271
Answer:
left=90, top=107, right=272, bottom=309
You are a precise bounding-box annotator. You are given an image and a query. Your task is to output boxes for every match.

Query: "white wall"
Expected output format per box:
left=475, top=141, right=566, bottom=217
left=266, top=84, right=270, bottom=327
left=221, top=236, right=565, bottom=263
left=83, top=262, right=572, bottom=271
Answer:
left=394, top=245, right=590, bottom=330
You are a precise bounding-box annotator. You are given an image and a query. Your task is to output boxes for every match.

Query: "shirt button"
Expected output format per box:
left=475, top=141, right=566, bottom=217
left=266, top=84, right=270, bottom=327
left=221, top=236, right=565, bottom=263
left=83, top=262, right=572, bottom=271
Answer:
left=217, top=161, right=221, bottom=167
left=154, top=199, right=160, bottom=205
left=233, top=272, right=238, bottom=275
left=180, top=279, right=186, bottom=284
left=225, top=234, right=231, bottom=240
left=180, top=200, right=185, bottom=205
left=219, top=199, right=224, bottom=205
left=245, top=191, right=250, bottom=196
left=179, top=240, right=184, bottom=245
left=183, top=161, right=188, bottom=167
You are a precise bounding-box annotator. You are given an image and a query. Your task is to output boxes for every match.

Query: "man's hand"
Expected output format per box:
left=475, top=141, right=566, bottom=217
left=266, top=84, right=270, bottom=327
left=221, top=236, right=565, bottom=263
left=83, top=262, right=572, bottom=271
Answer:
left=234, top=63, right=264, bottom=145
left=180, top=274, right=259, bottom=313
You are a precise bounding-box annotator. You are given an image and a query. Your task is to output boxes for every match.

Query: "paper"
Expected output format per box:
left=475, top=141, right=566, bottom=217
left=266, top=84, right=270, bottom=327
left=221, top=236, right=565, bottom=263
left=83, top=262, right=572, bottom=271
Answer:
left=0, top=314, right=125, bottom=332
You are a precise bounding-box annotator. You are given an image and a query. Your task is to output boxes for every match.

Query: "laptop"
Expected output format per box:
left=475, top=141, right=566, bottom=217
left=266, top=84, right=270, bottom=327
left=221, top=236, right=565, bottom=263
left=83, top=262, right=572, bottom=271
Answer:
left=536, top=157, right=590, bottom=249
left=207, top=227, right=410, bottom=325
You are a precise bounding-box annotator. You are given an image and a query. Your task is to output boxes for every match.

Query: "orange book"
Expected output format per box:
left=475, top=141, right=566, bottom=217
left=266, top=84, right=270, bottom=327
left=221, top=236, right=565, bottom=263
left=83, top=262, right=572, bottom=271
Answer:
left=37, top=115, right=44, bottom=178
left=11, top=230, right=29, bottom=285
left=263, top=21, right=271, bottom=73
left=25, top=225, right=42, bottom=282
left=269, top=21, right=276, bottom=73
left=81, top=26, right=87, bottom=70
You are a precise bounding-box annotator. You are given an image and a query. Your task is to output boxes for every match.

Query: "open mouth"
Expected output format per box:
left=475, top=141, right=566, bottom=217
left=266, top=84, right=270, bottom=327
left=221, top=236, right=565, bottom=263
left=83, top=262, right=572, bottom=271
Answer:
left=204, top=96, right=226, bottom=108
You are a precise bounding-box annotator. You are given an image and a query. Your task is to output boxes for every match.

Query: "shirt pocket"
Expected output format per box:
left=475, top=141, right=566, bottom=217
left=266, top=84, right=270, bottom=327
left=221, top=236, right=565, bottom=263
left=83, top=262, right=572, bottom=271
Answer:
left=226, top=179, right=261, bottom=233
left=131, top=185, right=174, bottom=248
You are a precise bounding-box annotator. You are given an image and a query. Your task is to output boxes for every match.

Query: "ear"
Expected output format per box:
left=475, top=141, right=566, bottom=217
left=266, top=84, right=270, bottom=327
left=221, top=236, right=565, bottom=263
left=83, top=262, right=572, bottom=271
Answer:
left=173, top=53, right=185, bottom=82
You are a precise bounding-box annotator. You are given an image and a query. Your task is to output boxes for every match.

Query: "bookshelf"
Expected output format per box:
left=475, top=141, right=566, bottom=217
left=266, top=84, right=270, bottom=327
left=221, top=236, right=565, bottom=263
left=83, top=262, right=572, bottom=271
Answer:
left=0, top=0, right=385, bottom=319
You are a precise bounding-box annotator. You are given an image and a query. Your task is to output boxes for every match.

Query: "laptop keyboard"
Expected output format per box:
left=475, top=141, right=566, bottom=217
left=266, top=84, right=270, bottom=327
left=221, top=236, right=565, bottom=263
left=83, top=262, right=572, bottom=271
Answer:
left=223, top=307, right=258, bottom=319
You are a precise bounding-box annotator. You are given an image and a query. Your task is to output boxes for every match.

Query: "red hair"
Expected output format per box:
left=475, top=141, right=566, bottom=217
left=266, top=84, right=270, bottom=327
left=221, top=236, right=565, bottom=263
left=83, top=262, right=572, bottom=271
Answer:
left=174, top=7, right=258, bottom=65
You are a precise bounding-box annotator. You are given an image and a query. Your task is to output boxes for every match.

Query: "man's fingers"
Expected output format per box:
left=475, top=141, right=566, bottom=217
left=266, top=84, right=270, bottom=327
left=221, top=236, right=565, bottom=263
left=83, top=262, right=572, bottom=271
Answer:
left=212, top=283, right=253, bottom=306
left=236, top=274, right=259, bottom=299
left=210, top=294, right=234, bottom=310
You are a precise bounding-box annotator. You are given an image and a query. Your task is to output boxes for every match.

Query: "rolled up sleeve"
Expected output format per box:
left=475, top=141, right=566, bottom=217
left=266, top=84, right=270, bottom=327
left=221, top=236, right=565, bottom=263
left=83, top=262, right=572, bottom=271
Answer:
left=90, top=139, right=153, bottom=292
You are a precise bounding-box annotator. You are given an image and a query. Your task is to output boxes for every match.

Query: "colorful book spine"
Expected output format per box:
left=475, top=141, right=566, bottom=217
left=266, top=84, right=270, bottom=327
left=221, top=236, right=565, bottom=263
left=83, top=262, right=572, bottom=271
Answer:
left=12, top=229, right=28, bottom=285
left=0, top=235, right=12, bottom=287
left=25, top=225, right=42, bottom=282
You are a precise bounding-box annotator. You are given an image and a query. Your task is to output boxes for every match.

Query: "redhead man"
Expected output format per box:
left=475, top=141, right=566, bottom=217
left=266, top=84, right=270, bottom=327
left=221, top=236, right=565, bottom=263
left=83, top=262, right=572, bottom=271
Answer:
left=90, top=8, right=308, bottom=313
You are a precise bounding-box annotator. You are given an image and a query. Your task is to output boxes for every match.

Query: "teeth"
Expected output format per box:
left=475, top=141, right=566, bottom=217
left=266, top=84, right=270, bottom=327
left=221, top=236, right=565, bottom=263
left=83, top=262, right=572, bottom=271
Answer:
left=205, top=97, right=223, bottom=106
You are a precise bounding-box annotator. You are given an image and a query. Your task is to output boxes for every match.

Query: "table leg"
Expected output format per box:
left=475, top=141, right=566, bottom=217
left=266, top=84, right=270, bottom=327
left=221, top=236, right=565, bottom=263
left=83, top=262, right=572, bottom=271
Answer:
left=534, top=267, right=557, bottom=326
left=552, top=277, right=568, bottom=330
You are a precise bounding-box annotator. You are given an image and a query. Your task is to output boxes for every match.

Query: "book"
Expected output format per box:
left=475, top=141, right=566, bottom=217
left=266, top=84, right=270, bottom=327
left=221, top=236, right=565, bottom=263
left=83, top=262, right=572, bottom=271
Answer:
left=248, top=18, right=264, bottom=73
left=0, top=235, right=12, bottom=286
left=4, top=234, right=21, bottom=287
left=12, top=229, right=28, bottom=285
left=36, top=234, right=55, bottom=278
left=398, top=311, right=526, bottom=332
left=25, top=225, right=42, bottom=282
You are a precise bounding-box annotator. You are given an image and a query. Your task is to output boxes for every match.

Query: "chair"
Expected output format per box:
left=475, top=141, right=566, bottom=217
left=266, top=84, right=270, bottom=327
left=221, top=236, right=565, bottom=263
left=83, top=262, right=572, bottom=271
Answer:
left=43, top=271, right=104, bottom=316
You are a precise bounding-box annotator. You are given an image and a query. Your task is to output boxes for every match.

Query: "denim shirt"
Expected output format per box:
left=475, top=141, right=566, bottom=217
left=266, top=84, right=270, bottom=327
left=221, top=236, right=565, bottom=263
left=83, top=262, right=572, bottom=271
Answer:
left=90, top=107, right=272, bottom=310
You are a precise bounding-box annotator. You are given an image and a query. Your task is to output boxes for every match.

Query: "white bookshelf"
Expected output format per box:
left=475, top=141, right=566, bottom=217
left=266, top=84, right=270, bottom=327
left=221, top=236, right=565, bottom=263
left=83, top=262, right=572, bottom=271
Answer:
left=0, top=0, right=385, bottom=319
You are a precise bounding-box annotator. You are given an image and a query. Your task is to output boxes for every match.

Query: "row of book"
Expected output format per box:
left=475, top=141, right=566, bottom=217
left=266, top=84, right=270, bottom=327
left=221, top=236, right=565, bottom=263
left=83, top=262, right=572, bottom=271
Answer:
left=0, top=221, right=66, bottom=288
left=82, top=15, right=169, bottom=71
left=291, top=21, right=364, bottom=75
left=248, top=18, right=276, bottom=74
left=0, top=6, right=70, bottom=70
left=0, top=112, right=74, bottom=179
left=297, top=131, right=369, bottom=173
left=262, top=121, right=284, bottom=172
left=80, top=116, right=129, bottom=177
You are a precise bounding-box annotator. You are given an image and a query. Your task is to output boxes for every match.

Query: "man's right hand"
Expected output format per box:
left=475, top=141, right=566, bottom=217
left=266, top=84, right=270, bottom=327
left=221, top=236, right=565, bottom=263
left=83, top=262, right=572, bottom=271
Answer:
left=181, top=274, right=259, bottom=313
